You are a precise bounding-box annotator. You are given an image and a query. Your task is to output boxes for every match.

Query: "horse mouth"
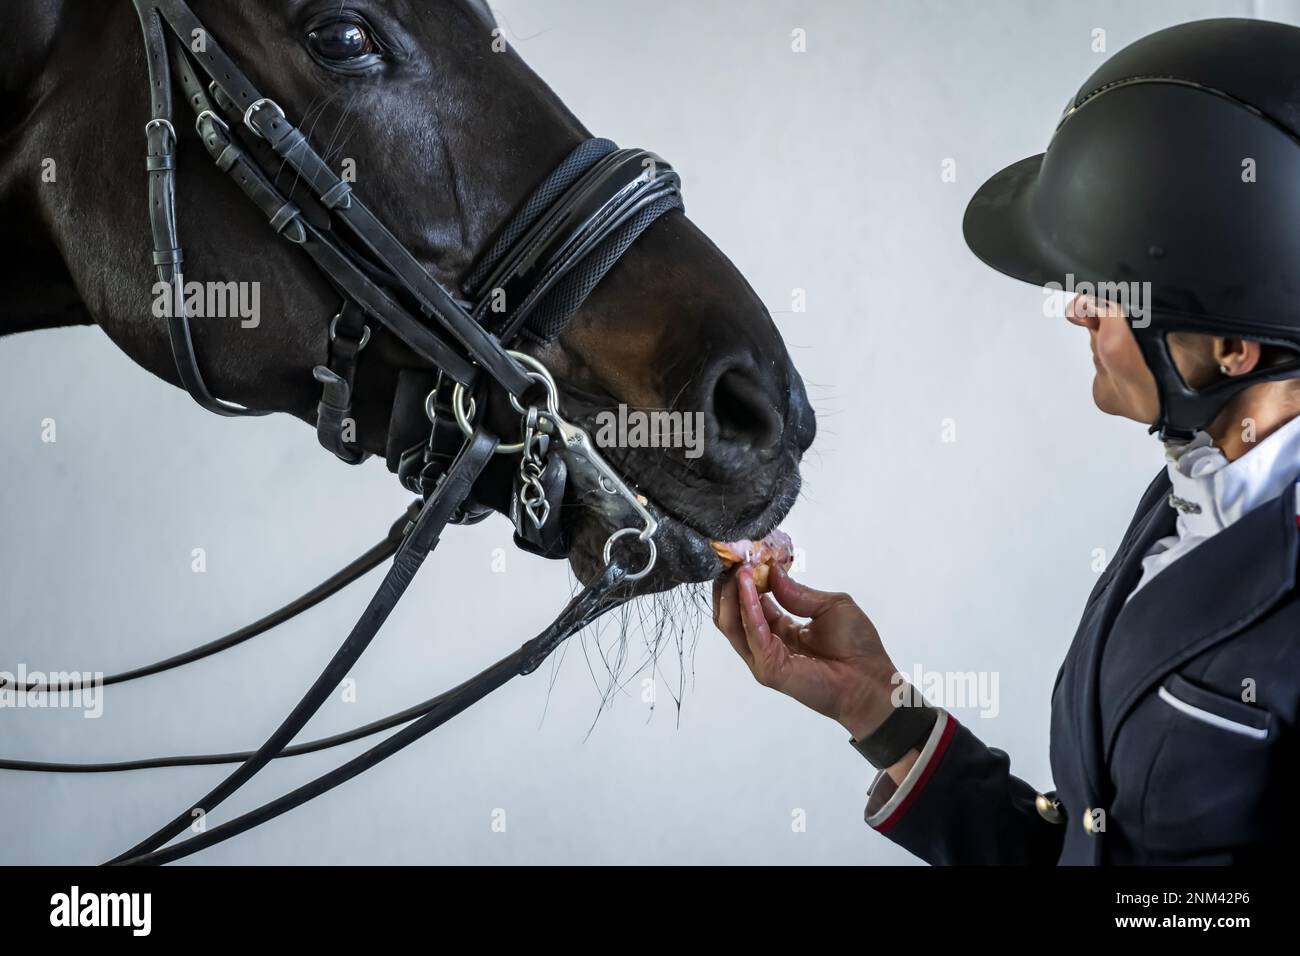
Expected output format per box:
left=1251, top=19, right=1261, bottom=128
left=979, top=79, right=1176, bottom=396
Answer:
left=561, top=454, right=802, bottom=593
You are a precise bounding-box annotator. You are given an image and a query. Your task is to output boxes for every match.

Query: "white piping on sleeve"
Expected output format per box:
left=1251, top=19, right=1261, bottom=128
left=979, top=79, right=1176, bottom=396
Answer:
left=864, top=709, right=951, bottom=828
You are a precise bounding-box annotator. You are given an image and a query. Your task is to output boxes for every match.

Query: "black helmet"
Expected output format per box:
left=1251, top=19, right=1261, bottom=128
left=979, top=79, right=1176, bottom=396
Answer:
left=964, top=18, right=1300, bottom=440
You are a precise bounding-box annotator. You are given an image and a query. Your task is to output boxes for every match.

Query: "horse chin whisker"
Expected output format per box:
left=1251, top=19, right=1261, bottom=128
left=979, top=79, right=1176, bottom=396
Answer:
left=543, top=574, right=706, bottom=738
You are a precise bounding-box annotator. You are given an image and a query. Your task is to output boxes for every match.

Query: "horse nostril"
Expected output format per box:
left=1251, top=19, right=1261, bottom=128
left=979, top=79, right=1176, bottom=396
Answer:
left=710, top=368, right=784, bottom=451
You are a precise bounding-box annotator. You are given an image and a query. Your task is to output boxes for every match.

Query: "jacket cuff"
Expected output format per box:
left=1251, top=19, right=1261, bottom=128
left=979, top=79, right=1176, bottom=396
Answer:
left=864, top=709, right=957, bottom=832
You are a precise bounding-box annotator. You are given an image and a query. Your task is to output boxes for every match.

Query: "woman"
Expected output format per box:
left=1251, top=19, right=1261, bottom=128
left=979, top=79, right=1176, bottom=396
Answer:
left=713, top=18, right=1300, bottom=864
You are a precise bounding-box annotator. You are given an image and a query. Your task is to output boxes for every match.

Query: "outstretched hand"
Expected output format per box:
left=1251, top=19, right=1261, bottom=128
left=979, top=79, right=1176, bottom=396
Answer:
left=712, top=564, right=902, bottom=740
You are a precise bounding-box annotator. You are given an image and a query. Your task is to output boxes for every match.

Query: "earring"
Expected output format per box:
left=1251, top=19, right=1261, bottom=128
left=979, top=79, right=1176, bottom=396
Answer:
left=1219, top=365, right=1231, bottom=375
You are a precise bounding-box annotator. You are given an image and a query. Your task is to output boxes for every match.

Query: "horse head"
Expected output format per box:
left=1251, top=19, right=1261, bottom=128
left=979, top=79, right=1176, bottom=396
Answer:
left=2, top=0, right=815, bottom=592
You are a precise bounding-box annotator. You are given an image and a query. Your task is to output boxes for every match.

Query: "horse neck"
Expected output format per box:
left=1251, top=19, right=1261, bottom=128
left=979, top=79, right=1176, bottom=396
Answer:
left=0, top=1, right=98, bottom=337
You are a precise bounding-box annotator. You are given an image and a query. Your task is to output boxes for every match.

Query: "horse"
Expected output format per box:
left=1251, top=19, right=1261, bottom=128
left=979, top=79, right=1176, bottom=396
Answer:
left=0, top=0, right=815, bottom=863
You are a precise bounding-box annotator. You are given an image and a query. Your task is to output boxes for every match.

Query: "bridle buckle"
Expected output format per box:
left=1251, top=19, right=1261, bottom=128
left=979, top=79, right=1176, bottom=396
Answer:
left=329, top=313, right=371, bottom=350
left=194, top=108, right=230, bottom=138
left=243, top=97, right=287, bottom=138
left=143, top=117, right=177, bottom=146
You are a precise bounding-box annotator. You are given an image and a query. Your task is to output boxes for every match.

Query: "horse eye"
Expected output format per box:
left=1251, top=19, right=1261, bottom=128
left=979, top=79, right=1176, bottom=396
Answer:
left=308, top=21, right=375, bottom=60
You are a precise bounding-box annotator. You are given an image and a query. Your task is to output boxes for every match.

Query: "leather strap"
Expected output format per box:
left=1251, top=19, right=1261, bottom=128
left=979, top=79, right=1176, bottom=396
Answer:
left=415, top=145, right=682, bottom=500
left=177, top=53, right=480, bottom=384
left=132, top=0, right=685, bottom=458
left=138, top=0, right=534, bottom=399
left=0, top=503, right=419, bottom=699
left=5, top=0, right=693, bottom=865
left=130, top=0, right=511, bottom=419
left=137, top=7, right=265, bottom=417
left=111, top=559, right=629, bottom=866
left=467, top=147, right=682, bottom=342
left=107, top=426, right=500, bottom=865
left=0, top=1, right=691, bottom=867
left=386, top=368, right=439, bottom=478
left=314, top=299, right=370, bottom=464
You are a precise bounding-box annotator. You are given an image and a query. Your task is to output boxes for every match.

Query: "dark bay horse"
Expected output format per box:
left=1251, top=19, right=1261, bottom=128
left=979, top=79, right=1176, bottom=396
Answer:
left=0, top=0, right=817, bottom=864
left=1, top=0, right=814, bottom=590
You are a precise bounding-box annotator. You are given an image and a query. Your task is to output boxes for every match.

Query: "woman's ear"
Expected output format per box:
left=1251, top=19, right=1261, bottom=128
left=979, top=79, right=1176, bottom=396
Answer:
left=1214, top=337, right=1262, bottom=377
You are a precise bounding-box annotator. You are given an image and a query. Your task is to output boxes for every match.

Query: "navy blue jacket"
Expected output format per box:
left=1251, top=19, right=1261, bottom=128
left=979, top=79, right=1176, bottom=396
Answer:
left=870, top=472, right=1300, bottom=864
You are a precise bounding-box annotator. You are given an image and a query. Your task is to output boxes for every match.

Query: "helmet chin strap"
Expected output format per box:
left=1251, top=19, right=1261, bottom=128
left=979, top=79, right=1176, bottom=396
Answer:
left=1135, top=328, right=1300, bottom=442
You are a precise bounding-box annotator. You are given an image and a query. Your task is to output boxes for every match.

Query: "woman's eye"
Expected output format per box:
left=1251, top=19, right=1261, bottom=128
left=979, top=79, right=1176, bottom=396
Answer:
left=308, top=21, right=375, bottom=60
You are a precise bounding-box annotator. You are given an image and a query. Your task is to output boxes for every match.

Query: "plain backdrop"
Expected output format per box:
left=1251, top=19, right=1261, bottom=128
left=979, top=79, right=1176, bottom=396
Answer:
left=4, top=0, right=1295, bottom=865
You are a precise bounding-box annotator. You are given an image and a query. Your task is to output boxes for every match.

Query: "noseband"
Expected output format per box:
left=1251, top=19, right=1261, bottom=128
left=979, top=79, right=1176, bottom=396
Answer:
left=0, top=0, right=687, bottom=864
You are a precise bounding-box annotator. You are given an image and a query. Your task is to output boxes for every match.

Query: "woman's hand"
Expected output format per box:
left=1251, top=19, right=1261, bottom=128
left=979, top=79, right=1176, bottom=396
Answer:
left=712, top=564, right=902, bottom=741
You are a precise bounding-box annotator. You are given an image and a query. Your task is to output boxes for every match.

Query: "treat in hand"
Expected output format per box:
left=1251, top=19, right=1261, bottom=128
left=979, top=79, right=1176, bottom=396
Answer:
left=711, top=530, right=794, bottom=592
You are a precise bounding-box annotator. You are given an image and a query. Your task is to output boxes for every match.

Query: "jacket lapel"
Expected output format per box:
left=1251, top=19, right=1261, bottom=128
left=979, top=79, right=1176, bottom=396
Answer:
left=1062, top=480, right=1179, bottom=803
left=1098, top=483, right=1300, bottom=760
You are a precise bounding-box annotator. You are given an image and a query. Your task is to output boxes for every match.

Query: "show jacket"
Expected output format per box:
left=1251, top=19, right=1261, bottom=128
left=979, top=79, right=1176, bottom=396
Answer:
left=863, top=471, right=1300, bottom=864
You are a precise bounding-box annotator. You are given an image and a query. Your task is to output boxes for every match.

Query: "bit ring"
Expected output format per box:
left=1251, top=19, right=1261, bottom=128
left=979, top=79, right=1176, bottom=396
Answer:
left=450, top=351, right=556, bottom=456
left=603, top=527, right=657, bottom=581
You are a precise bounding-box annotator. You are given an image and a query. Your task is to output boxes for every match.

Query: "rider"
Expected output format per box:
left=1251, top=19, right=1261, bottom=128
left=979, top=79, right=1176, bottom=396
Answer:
left=712, top=18, right=1300, bottom=864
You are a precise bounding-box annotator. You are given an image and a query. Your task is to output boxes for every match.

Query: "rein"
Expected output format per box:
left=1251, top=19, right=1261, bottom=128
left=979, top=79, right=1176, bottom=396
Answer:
left=0, top=0, right=688, bottom=864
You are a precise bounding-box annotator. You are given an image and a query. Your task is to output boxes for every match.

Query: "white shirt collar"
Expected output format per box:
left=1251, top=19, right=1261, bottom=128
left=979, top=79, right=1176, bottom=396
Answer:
left=1163, top=412, right=1300, bottom=538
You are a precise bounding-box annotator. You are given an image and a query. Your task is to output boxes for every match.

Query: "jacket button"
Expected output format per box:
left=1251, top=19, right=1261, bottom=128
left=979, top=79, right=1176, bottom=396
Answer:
left=1035, top=793, right=1064, bottom=824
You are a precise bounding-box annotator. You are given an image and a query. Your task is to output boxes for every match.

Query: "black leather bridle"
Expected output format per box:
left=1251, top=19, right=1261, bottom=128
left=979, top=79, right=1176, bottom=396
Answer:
left=137, top=0, right=679, bottom=462
left=0, top=0, right=686, bottom=864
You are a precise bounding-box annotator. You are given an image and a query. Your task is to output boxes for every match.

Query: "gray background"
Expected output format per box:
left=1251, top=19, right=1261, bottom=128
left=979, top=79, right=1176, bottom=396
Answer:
left=3, top=0, right=1293, bottom=865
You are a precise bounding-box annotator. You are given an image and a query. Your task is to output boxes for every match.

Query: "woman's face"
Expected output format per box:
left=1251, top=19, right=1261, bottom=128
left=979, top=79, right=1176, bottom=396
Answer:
left=1066, top=293, right=1162, bottom=424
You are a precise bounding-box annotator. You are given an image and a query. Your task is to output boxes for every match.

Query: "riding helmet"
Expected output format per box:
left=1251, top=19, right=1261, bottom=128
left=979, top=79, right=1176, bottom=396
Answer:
left=963, top=18, right=1300, bottom=440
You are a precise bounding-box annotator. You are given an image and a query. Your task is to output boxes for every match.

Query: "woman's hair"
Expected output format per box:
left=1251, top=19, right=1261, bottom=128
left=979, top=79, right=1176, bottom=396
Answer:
left=1259, top=343, right=1300, bottom=372
left=1168, top=331, right=1300, bottom=390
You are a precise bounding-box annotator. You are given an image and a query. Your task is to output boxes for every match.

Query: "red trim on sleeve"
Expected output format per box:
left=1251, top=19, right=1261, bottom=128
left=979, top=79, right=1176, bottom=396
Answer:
left=872, top=716, right=958, bottom=834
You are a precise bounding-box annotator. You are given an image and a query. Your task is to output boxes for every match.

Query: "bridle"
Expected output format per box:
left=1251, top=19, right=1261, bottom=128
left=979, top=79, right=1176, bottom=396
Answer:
left=138, top=0, right=678, bottom=535
left=0, top=0, right=686, bottom=864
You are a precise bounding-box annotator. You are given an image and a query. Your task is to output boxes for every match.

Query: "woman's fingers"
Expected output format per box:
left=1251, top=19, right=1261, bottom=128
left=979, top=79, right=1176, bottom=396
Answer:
left=715, top=568, right=819, bottom=687
left=712, top=571, right=754, bottom=666
left=736, top=567, right=788, bottom=686
left=759, top=594, right=788, bottom=628
left=768, top=565, right=853, bottom=619
left=760, top=594, right=809, bottom=648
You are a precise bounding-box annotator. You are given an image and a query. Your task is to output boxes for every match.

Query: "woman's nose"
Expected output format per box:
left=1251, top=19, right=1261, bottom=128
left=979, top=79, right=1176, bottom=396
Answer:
left=1066, top=293, right=1101, bottom=330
